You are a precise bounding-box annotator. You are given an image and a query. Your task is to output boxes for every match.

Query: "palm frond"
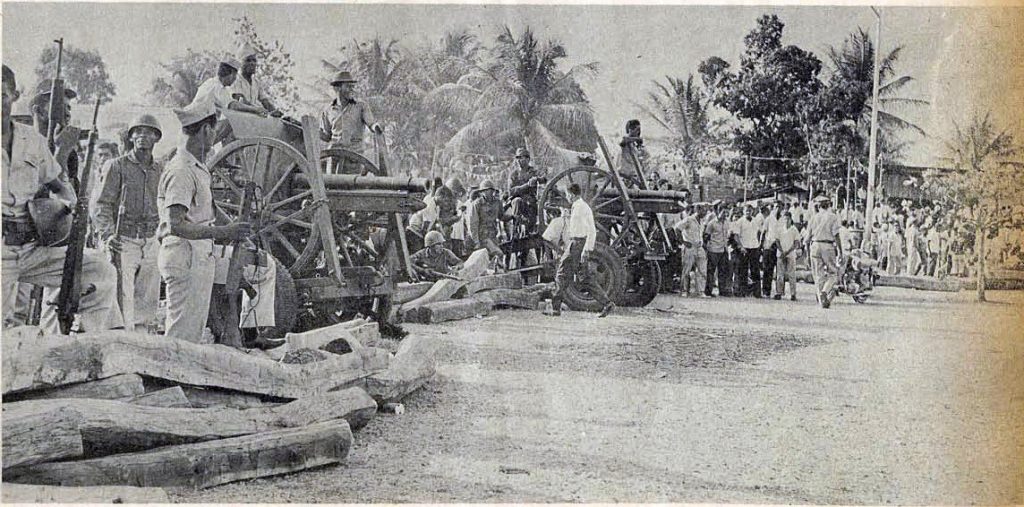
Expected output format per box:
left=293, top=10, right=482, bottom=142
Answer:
left=535, top=102, right=598, bottom=147
left=879, top=75, right=913, bottom=95
left=421, top=82, right=482, bottom=124
left=878, top=110, right=927, bottom=137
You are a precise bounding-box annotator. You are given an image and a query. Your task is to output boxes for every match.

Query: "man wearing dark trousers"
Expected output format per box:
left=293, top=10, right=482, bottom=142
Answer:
left=545, top=183, right=614, bottom=318
left=703, top=202, right=730, bottom=297
left=733, top=205, right=762, bottom=297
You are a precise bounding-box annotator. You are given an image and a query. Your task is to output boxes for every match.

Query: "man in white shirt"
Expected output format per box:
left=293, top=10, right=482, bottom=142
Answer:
left=194, top=58, right=267, bottom=145
left=230, top=44, right=282, bottom=118
left=805, top=196, right=842, bottom=308
left=545, top=183, right=614, bottom=317
left=731, top=205, right=762, bottom=297
left=674, top=203, right=707, bottom=297
left=759, top=202, right=780, bottom=297
left=773, top=211, right=800, bottom=301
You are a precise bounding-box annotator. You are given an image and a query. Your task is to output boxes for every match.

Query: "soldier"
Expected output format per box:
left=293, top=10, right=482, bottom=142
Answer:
left=617, top=119, right=647, bottom=179
left=29, top=79, right=80, bottom=185
left=157, top=98, right=251, bottom=343
left=319, top=70, right=382, bottom=156
left=543, top=183, right=614, bottom=318
left=504, top=147, right=542, bottom=237
left=230, top=44, right=283, bottom=118
left=466, top=179, right=504, bottom=260
left=805, top=196, right=842, bottom=308
left=411, top=230, right=464, bottom=282
left=2, top=64, right=118, bottom=331
left=91, top=113, right=164, bottom=332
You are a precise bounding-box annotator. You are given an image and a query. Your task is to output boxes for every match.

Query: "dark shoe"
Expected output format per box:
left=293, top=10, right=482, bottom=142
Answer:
left=790, top=295, right=797, bottom=301
left=598, top=303, right=615, bottom=318
left=543, top=310, right=562, bottom=317
left=772, top=294, right=781, bottom=300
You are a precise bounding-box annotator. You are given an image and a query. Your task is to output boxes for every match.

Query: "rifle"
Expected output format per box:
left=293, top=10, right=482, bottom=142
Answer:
left=54, top=99, right=101, bottom=334
left=28, top=39, right=66, bottom=326
left=111, top=182, right=128, bottom=323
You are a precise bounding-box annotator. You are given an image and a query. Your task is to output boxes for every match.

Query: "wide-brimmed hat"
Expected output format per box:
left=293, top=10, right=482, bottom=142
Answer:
left=330, top=70, right=358, bottom=85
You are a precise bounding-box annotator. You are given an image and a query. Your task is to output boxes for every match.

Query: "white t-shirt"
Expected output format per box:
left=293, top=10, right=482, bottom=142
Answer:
left=195, top=77, right=235, bottom=112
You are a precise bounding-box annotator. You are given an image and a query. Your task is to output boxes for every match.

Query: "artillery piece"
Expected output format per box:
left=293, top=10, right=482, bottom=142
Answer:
left=207, top=110, right=426, bottom=337
left=502, top=137, right=688, bottom=309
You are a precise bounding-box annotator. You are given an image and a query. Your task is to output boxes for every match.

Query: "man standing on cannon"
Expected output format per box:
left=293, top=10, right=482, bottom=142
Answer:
left=91, top=113, right=165, bottom=332
left=504, top=147, right=542, bottom=238
left=2, top=64, right=118, bottom=331
left=231, top=44, right=283, bottom=119
left=617, top=119, right=648, bottom=180
left=318, top=70, right=383, bottom=173
left=543, top=183, right=615, bottom=318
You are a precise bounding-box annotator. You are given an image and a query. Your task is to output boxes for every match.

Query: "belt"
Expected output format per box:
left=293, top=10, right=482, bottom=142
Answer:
left=813, top=240, right=835, bottom=244
left=117, top=222, right=158, bottom=239
left=2, top=219, right=38, bottom=246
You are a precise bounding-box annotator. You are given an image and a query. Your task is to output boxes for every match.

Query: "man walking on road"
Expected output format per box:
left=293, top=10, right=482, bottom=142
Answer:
left=806, top=196, right=842, bottom=308
left=545, top=183, right=614, bottom=318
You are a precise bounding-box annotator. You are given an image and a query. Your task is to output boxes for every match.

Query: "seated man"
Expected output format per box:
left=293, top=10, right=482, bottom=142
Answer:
left=411, top=230, right=463, bottom=282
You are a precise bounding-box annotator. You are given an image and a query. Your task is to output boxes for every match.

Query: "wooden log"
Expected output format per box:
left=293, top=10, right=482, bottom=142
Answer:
left=403, top=299, right=491, bottom=324
left=473, top=288, right=541, bottom=310
left=2, top=332, right=385, bottom=399
left=2, top=387, right=374, bottom=461
left=2, top=483, right=170, bottom=503
left=14, top=374, right=145, bottom=402
left=402, top=278, right=467, bottom=312
left=348, top=322, right=383, bottom=348
left=459, top=248, right=491, bottom=279
left=5, top=420, right=352, bottom=490
left=459, top=272, right=523, bottom=297
left=181, top=386, right=265, bottom=409
left=366, top=336, right=439, bottom=404
left=123, top=387, right=192, bottom=408
left=875, top=274, right=961, bottom=292
left=286, top=322, right=362, bottom=352
left=1, top=404, right=84, bottom=470
left=959, top=277, right=1024, bottom=291
left=394, top=281, right=434, bottom=304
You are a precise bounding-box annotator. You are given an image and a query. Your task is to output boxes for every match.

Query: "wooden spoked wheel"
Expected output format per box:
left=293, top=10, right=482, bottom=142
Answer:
left=539, top=166, right=647, bottom=251
left=207, top=138, right=323, bottom=277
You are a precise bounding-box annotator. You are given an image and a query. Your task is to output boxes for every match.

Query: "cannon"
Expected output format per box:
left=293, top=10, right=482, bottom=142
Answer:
left=206, top=110, right=426, bottom=337
left=499, top=137, right=688, bottom=310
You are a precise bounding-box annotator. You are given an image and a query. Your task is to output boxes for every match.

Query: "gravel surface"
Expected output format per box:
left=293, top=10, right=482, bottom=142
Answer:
left=175, top=286, right=1023, bottom=504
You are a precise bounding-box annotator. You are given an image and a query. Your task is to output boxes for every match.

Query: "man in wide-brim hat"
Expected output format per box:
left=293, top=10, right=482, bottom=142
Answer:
left=319, top=70, right=382, bottom=167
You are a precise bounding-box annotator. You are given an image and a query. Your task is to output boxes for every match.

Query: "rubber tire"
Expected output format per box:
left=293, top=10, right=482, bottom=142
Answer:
left=618, top=259, right=662, bottom=307
left=561, top=242, right=627, bottom=312
left=242, top=256, right=299, bottom=347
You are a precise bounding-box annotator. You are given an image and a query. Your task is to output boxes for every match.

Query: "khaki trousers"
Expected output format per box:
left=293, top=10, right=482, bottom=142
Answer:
left=107, top=236, right=161, bottom=332
left=810, top=242, right=838, bottom=299
left=680, top=245, right=707, bottom=295
left=2, top=243, right=117, bottom=332
left=158, top=236, right=215, bottom=343
left=775, top=252, right=797, bottom=297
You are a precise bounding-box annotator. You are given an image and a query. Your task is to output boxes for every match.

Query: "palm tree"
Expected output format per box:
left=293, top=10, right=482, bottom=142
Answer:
left=639, top=74, right=716, bottom=159
left=422, top=26, right=600, bottom=169
left=828, top=28, right=929, bottom=160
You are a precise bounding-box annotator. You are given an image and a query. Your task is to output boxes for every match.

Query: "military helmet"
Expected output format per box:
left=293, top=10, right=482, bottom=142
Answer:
left=128, top=113, right=163, bottom=141
left=479, top=179, right=496, bottom=191
left=424, top=230, right=445, bottom=248
left=445, top=177, right=465, bottom=196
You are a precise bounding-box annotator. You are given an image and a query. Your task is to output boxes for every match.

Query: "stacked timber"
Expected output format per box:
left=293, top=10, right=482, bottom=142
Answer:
left=2, top=320, right=439, bottom=498
left=874, top=274, right=962, bottom=292
left=396, top=249, right=541, bottom=324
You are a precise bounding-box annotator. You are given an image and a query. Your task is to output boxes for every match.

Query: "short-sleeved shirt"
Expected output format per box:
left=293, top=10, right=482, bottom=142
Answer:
left=196, top=77, right=235, bottom=112
left=2, top=122, right=63, bottom=220
left=776, top=225, right=801, bottom=254
left=808, top=209, right=841, bottom=242
left=411, top=247, right=461, bottom=274
left=542, top=215, right=571, bottom=250
left=230, top=75, right=268, bottom=107
left=321, top=98, right=375, bottom=151
left=761, top=213, right=779, bottom=247
left=734, top=217, right=760, bottom=249
left=704, top=217, right=729, bottom=253
left=157, top=147, right=214, bottom=240
left=675, top=215, right=703, bottom=247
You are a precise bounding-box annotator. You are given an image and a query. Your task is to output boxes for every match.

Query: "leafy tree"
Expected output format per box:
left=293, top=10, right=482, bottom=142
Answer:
left=146, top=49, right=229, bottom=108
left=923, top=113, right=1024, bottom=301
left=423, top=26, right=600, bottom=169
left=698, top=15, right=824, bottom=181
left=639, top=74, right=721, bottom=160
left=232, top=16, right=301, bottom=113
left=34, top=44, right=116, bottom=104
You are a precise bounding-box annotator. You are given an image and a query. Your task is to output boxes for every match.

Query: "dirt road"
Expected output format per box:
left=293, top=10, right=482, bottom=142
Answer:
left=178, top=286, right=1023, bottom=504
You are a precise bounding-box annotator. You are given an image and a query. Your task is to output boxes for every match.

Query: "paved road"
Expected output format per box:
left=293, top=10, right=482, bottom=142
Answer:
left=180, top=286, right=1023, bottom=504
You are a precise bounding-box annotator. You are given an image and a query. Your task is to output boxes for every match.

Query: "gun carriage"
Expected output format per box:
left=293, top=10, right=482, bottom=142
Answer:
left=207, top=110, right=426, bottom=337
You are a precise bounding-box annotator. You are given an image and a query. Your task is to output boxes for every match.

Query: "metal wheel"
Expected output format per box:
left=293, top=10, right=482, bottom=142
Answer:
left=208, top=137, right=323, bottom=277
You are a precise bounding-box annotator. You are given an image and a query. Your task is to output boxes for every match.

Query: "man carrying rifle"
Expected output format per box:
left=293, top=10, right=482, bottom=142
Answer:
left=91, top=114, right=164, bottom=332
left=1, top=64, right=117, bottom=330
left=410, top=230, right=463, bottom=282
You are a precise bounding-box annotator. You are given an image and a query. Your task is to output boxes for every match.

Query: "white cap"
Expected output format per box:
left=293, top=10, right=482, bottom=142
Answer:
left=174, top=96, right=217, bottom=128
left=237, top=43, right=258, bottom=61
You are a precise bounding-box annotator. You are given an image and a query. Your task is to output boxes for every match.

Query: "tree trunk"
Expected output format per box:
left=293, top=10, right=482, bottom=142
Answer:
left=975, top=225, right=987, bottom=302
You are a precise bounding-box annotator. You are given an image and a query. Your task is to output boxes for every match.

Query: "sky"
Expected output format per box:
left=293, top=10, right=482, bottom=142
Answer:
left=2, top=2, right=1022, bottom=165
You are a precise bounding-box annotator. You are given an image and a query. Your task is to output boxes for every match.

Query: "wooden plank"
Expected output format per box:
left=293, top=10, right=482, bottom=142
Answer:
left=366, top=336, right=439, bottom=404
left=300, top=115, right=345, bottom=286
left=2, top=483, right=170, bottom=503
left=459, top=272, right=523, bottom=297
left=123, top=386, right=192, bottom=408
left=1, top=404, right=84, bottom=470
left=403, top=299, right=491, bottom=324
left=2, top=388, right=374, bottom=461
left=348, top=322, right=383, bottom=348
left=2, top=332, right=380, bottom=399
left=473, top=288, right=541, bottom=310
left=15, top=374, right=145, bottom=402
left=875, top=274, right=961, bottom=292
left=394, top=281, right=434, bottom=304
left=5, top=420, right=352, bottom=490
left=401, top=278, right=467, bottom=312
left=286, top=322, right=362, bottom=352
left=182, top=386, right=265, bottom=409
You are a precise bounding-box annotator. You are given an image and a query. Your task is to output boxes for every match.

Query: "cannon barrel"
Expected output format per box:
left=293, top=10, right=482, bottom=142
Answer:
left=598, top=188, right=691, bottom=201
left=293, top=174, right=429, bottom=193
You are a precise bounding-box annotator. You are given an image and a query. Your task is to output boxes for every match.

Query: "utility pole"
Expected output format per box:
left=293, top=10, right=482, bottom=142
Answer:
left=743, top=156, right=750, bottom=202
left=865, top=7, right=883, bottom=236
